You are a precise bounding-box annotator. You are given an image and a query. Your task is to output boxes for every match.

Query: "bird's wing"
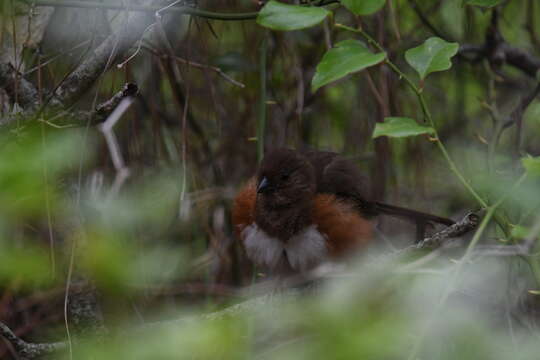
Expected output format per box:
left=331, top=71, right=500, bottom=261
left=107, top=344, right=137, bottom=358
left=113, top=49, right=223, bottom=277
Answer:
left=304, top=151, right=375, bottom=215
left=231, top=178, right=257, bottom=237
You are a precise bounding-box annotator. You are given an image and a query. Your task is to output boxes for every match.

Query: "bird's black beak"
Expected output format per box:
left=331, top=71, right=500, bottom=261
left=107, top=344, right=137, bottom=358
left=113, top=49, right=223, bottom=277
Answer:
left=257, top=176, right=271, bottom=194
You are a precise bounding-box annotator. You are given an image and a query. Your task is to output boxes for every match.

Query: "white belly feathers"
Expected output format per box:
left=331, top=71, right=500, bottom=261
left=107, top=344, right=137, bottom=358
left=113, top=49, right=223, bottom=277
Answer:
left=242, top=223, right=328, bottom=272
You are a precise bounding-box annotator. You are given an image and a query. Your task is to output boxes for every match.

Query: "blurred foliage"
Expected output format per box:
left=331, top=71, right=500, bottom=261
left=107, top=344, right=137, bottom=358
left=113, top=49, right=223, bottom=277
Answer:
left=0, top=0, right=540, bottom=359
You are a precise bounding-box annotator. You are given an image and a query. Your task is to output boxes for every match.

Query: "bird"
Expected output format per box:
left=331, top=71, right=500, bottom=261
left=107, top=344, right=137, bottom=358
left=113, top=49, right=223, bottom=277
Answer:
left=232, top=148, right=454, bottom=277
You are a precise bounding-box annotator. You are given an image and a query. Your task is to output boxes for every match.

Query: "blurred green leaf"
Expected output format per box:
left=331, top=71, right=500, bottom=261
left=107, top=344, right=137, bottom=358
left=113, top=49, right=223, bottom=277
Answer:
left=79, top=229, right=187, bottom=294
left=0, top=127, right=85, bottom=218
left=80, top=232, right=136, bottom=294
left=87, top=172, right=181, bottom=232
left=256, top=1, right=330, bottom=31
left=511, top=225, right=528, bottom=239
left=405, top=37, right=459, bottom=80
left=0, top=244, right=52, bottom=287
left=522, top=156, right=540, bottom=177
left=79, top=316, right=248, bottom=359
left=373, top=117, right=434, bottom=138
left=312, top=39, right=386, bottom=92
left=465, top=0, right=503, bottom=7
left=341, top=0, right=386, bottom=15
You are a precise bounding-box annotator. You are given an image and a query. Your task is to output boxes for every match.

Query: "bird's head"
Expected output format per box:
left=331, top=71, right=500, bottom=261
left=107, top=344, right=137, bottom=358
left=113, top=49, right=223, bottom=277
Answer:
left=256, top=149, right=316, bottom=208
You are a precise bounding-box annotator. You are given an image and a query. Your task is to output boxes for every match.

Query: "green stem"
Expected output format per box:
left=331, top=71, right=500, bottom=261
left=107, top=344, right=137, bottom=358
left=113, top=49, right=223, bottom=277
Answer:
left=257, top=33, right=268, bottom=163
left=30, top=0, right=259, bottom=20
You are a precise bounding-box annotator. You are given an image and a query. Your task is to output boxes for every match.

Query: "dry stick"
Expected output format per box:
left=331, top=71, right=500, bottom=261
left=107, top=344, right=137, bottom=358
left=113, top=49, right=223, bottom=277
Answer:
left=99, top=97, right=135, bottom=196
left=416, top=212, right=481, bottom=249
left=1, top=0, right=155, bottom=127
left=0, top=321, right=66, bottom=359
left=53, top=0, right=157, bottom=105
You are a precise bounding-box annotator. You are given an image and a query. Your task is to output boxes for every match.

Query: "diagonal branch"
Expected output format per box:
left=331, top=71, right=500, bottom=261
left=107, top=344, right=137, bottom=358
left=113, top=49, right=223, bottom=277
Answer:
left=416, top=212, right=481, bottom=249
left=0, top=321, right=66, bottom=359
left=53, top=1, right=159, bottom=105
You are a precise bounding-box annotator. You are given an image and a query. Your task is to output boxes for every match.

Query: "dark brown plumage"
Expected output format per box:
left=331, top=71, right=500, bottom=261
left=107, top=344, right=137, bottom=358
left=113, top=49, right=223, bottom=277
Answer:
left=232, top=148, right=453, bottom=275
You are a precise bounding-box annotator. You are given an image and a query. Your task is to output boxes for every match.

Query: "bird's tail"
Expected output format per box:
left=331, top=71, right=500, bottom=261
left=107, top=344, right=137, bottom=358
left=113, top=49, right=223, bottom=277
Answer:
left=372, top=201, right=455, bottom=227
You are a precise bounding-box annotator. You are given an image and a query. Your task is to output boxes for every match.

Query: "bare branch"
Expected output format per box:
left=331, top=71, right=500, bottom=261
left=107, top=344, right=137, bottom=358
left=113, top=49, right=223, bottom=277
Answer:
left=416, top=212, right=481, bottom=249
left=53, top=1, right=157, bottom=105
left=0, top=321, right=66, bottom=359
left=95, top=83, right=139, bottom=116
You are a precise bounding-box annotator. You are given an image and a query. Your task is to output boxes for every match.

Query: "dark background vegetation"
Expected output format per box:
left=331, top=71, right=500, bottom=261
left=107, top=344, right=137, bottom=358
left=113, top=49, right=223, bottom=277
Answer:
left=0, top=0, right=540, bottom=358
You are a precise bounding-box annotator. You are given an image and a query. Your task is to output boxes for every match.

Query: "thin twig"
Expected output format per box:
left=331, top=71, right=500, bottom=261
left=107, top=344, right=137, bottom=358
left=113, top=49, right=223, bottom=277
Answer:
left=142, top=45, right=245, bottom=88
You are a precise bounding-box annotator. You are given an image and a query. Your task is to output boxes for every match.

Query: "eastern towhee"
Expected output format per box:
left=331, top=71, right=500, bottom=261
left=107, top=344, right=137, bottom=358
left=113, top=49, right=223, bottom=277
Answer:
left=232, top=149, right=454, bottom=276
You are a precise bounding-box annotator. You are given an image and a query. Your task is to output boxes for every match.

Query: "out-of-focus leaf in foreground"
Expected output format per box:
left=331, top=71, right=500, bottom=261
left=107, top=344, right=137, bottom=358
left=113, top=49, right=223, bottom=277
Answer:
left=79, top=172, right=188, bottom=294
left=70, top=257, right=540, bottom=359
left=78, top=316, right=248, bottom=359
left=0, top=242, right=52, bottom=287
left=0, top=127, right=85, bottom=218
left=522, top=156, right=540, bottom=177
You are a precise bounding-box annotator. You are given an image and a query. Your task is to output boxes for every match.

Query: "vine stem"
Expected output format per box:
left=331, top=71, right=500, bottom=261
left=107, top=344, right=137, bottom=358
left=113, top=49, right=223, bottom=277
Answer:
left=30, top=0, right=259, bottom=20
left=336, top=21, right=539, bottom=357
left=336, top=23, right=491, bottom=211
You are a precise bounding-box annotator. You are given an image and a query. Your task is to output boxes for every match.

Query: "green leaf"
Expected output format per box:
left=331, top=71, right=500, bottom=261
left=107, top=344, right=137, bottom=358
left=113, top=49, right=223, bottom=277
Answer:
left=405, top=37, right=459, bottom=80
left=312, top=39, right=386, bottom=92
left=372, top=117, right=435, bottom=138
left=341, top=0, right=386, bottom=15
left=522, top=156, right=540, bottom=177
left=256, top=1, right=330, bottom=31
left=464, top=0, right=503, bottom=7
left=511, top=225, right=530, bottom=239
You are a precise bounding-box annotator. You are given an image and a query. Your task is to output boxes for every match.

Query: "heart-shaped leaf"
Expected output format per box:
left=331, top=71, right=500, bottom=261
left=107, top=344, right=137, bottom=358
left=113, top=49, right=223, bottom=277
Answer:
left=373, top=117, right=435, bottom=138
left=312, top=39, right=386, bottom=92
left=522, top=156, right=540, bottom=177
left=464, top=0, right=503, bottom=7
left=341, top=0, right=386, bottom=15
left=257, top=1, right=330, bottom=31
left=405, top=37, right=459, bottom=80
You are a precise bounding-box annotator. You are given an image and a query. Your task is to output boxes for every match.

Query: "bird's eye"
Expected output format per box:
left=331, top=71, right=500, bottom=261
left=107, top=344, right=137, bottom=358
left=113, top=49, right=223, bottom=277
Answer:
left=281, top=173, right=290, bottom=181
